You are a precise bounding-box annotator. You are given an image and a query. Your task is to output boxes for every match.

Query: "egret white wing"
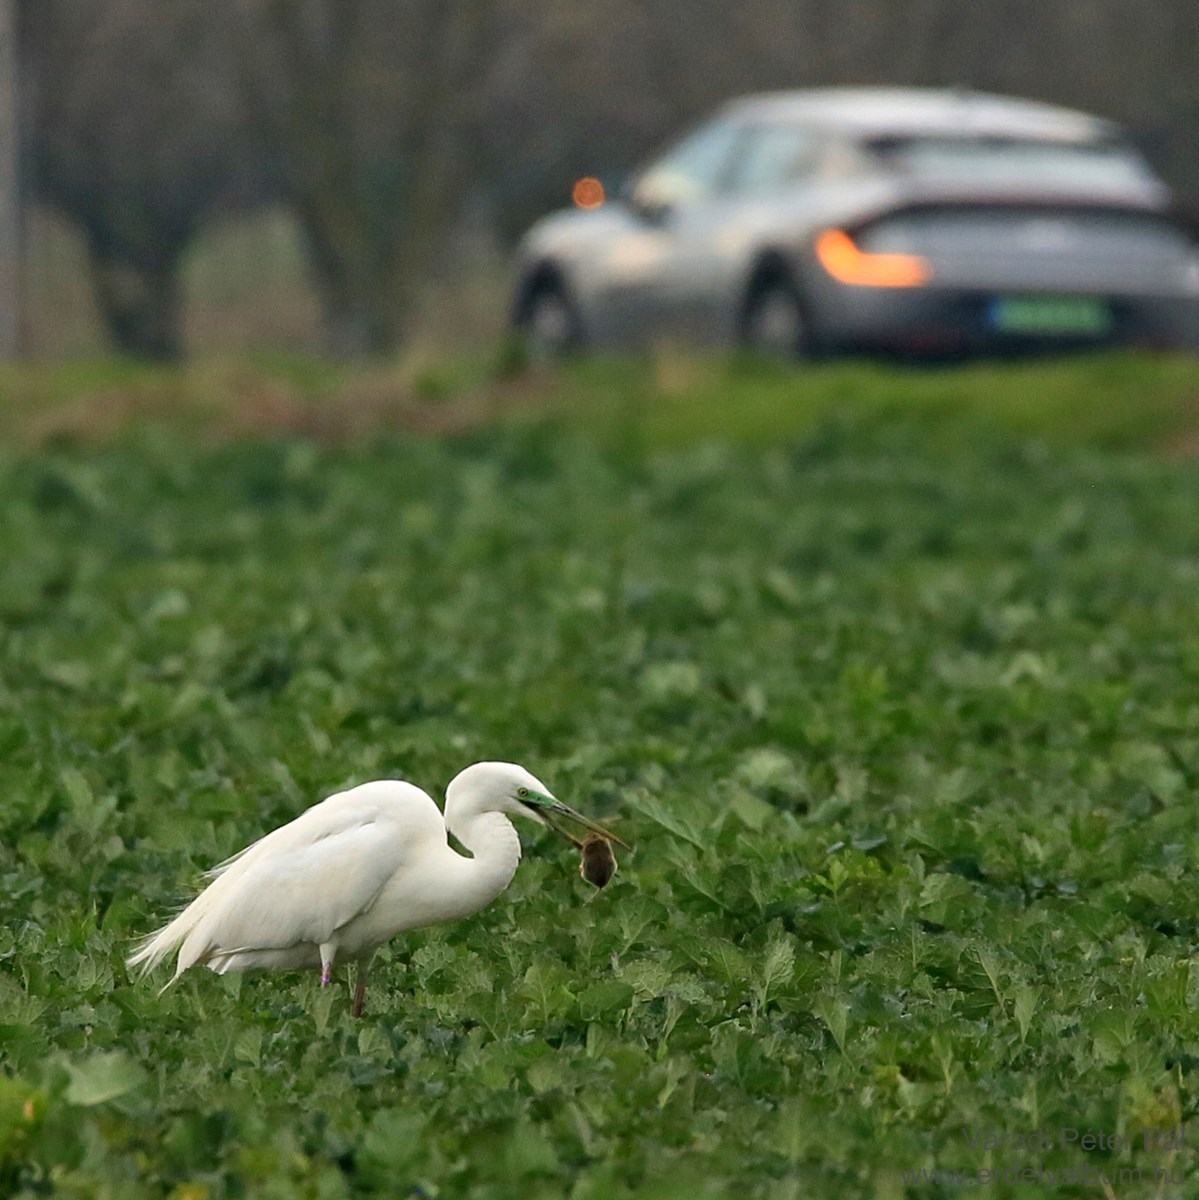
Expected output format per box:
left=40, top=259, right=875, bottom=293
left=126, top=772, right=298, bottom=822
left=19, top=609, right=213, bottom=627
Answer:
left=203, top=785, right=403, bottom=880
left=174, top=807, right=412, bottom=973
left=128, top=780, right=445, bottom=981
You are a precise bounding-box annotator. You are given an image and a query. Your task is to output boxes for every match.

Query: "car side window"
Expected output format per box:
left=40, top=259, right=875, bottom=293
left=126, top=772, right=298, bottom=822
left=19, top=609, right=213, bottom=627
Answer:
left=818, top=137, right=872, bottom=181
left=632, top=118, right=744, bottom=210
left=725, top=124, right=816, bottom=194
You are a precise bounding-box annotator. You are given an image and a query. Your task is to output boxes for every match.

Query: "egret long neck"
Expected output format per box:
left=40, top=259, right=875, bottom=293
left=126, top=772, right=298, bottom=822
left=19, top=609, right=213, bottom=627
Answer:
left=446, top=811, right=523, bottom=912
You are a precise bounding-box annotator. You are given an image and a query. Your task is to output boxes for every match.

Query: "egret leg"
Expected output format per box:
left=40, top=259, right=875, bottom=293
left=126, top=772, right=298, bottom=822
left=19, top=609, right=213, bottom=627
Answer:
left=351, top=963, right=369, bottom=1018
left=319, top=942, right=336, bottom=987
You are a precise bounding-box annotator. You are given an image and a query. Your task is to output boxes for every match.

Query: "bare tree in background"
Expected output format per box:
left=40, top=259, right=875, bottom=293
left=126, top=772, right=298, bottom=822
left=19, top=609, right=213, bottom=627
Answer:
left=232, top=0, right=494, bottom=358
left=0, top=0, right=19, bottom=357
left=25, top=0, right=259, bottom=359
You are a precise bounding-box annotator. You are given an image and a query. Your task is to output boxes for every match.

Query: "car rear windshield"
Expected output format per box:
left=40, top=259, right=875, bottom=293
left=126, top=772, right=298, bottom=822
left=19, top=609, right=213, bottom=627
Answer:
left=865, top=136, right=1153, bottom=189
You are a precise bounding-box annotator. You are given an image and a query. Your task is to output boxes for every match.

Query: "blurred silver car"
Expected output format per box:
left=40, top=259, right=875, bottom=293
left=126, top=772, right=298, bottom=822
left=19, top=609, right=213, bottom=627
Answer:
left=513, top=88, right=1199, bottom=358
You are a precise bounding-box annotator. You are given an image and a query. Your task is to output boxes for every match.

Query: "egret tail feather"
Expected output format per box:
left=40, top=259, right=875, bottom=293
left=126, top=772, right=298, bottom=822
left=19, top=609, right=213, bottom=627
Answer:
left=126, top=827, right=291, bottom=979
left=126, top=907, right=202, bottom=979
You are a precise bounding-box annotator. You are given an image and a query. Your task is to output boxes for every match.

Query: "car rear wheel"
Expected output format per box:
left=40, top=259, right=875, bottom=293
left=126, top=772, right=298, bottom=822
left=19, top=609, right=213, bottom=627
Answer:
left=741, top=277, right=812, bottom=359
left=519, top=282, right=583, bottom=361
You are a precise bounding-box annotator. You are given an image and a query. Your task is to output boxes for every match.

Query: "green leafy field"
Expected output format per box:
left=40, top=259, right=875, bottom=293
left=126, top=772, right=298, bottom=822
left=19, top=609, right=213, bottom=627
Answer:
left=4, top=356, right=1199, bottom=1197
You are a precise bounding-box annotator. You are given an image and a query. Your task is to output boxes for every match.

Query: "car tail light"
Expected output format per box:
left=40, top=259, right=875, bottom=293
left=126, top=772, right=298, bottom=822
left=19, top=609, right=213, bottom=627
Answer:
left=814, top=228, right=931, bottom=288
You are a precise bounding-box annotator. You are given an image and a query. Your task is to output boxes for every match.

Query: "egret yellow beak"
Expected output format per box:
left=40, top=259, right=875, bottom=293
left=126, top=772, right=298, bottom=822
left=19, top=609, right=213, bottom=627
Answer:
left=522, top=792, right=630, bottom=849
left=547, top=798, right=631, bottom=849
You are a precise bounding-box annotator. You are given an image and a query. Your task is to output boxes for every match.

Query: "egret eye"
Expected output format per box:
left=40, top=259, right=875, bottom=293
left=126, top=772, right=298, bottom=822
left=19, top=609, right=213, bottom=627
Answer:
left=517, top=786, right=530, bottom=799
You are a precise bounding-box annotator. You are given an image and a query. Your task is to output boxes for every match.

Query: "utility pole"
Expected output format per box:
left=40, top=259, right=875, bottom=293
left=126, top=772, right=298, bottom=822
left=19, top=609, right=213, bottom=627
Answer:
left=0, top=0, right=20, bottom=359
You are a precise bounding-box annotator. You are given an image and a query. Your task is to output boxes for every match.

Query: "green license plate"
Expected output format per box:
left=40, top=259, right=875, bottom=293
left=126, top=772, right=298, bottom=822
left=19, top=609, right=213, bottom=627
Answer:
left=989, top=296, right=1112, bottom=336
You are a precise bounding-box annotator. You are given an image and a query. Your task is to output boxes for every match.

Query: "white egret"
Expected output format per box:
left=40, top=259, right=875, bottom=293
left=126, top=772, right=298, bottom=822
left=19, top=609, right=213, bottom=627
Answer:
left=128, top=761, right=624, bottom=1016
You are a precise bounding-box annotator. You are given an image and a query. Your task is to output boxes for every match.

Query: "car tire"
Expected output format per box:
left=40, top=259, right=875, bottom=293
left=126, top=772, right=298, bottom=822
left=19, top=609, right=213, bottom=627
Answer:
left=741, top=276, right=813, bottom=360
left=517, top=280, right=584, bottom=361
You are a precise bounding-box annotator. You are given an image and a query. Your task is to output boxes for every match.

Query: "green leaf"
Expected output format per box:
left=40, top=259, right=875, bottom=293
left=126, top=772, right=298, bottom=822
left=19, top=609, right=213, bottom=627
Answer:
left=976, top=946, right=1004, bottom=1008
left=729, top=788, right=776, bottom=831
left=640, top=661, right=701, bottom=702
left=576, top=981, right=635, bottom=1021
left=754, top=935, right=796, bottom=1010
left=812, top=995, right=849, bottom=1054
left=503, top=1120, right=560, bottom=1176
left=59, top=767, right=93, bottom=813
left=357, top=1109, right=428, bottom=1182
left=696, top=939, right=751, bottom=986
left=233, top=1029, right=262, bottom=1068
left=1014, top=983, right=1038, bottom=1043
left=411, top=942, right=456, bottom=984
left=626, top=790, right=708, bottom=849
left=63, top=1052, right=146, bottom=1106
left=519, top=962, right=574, bottom=1022
left=736, top=748, right=798, bottom=793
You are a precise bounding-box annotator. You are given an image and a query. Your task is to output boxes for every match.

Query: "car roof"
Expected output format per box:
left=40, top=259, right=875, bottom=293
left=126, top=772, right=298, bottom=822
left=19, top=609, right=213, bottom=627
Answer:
left=721, top=88, right=1119, bottom=144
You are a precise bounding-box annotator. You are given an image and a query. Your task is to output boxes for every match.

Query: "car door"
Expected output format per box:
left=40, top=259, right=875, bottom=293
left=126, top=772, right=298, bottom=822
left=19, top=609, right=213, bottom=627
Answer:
left=652, top=121, right=820, bottom=342
left=594, top=117, right=746, bottom=343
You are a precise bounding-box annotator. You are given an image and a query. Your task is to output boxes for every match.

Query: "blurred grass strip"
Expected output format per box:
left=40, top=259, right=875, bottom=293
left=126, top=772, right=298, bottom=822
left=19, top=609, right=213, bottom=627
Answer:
left=1, top=350, right=1197, bottom=454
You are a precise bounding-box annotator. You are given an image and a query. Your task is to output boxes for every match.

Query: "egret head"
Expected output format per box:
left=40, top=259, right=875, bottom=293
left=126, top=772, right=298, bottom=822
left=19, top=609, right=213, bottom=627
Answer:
left=446, top=761, right=627, bottom=846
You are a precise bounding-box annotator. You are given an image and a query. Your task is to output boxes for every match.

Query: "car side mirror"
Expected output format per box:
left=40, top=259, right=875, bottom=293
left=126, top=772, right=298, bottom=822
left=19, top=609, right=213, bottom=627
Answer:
left=624, top=176, right=677, bottom=226
left=633, top=197, right=674, bottom=226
